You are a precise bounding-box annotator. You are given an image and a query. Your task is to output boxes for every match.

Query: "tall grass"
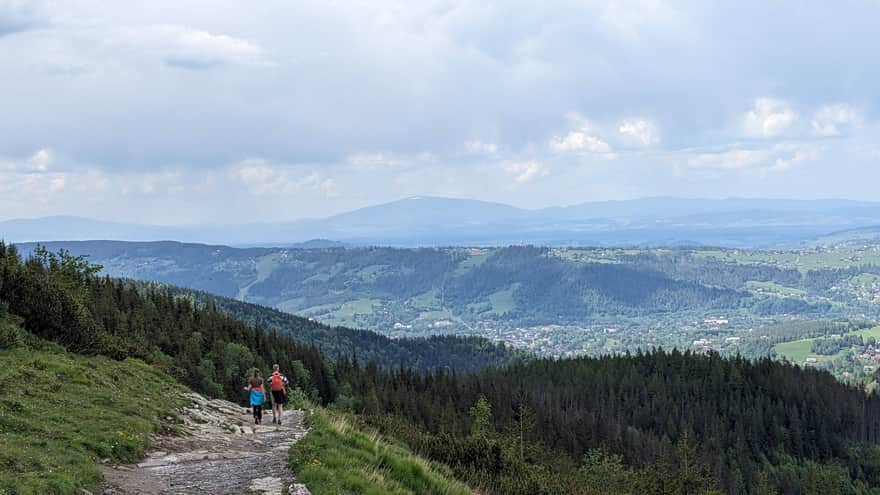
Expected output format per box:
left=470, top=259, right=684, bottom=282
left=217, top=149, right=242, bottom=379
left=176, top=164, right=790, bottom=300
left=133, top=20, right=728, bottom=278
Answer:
left=290, top=408, right=474, bottom=495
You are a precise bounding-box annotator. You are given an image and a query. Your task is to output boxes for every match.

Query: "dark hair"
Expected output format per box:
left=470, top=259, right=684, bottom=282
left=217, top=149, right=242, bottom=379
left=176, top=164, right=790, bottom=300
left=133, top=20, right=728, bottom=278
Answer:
left=253, top=369, right=261, bottom=379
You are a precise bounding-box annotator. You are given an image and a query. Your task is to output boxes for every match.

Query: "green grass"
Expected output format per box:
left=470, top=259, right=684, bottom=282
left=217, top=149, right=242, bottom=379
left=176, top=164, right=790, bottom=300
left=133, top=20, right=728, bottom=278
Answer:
left=409, top=289, right=441, bottom=310
left=693, top=247, right=880, bottom=272
left=0, top=320, right=187, bottom=495
left=774, top=339, right=830, bottom=364
left=417, top=308, right=455, bottom=321
left=773, top=325, right=880, bottom=365
left=290, top=409, right=473, bottom=495
left=454, top=253, right=491, bottom=274
left=851, top=326, right=880, bottom=341
left=336, top=299, right=380, bottom=319
left=486, top=284, right=519, bottom=316
left=745, top=280, right=807, bottom=296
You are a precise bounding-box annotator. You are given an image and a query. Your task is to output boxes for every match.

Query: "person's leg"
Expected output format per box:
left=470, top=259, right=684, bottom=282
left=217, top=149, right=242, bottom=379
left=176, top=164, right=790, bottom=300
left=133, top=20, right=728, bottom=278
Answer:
left=277, top=402, right=283, bottom=424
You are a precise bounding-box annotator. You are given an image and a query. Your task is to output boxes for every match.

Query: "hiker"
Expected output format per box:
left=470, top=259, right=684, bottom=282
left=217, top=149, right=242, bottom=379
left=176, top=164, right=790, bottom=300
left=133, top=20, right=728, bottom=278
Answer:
left=243, top=369, right=265, bottom=424
left=268, top=364, right=289, bottom=425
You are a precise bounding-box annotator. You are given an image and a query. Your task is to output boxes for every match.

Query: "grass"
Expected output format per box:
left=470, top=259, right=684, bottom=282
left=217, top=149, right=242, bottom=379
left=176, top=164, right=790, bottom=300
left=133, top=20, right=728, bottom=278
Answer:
left=745, top=280, right=807, bottom=296
left=486, top=284, right=519, bottom=316
left=290, top=408, right=473, bottom=495
left=773, top=339, right=844, bottom=364
left=454, top=253, right=491, bottom=274
left=410, top=289, right=441, bottom=310
left=336, top=299, right=380, bottom=319
left=0, top=319, right=187, bottom=495
left=693, top=247, right=880, bottom=272
left=773, top=325, right=880, bottom=365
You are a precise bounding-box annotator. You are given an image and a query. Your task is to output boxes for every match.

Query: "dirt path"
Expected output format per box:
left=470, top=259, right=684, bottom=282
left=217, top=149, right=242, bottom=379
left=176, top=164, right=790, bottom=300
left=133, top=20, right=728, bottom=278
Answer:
left=101, top=392, right=310, bottom=495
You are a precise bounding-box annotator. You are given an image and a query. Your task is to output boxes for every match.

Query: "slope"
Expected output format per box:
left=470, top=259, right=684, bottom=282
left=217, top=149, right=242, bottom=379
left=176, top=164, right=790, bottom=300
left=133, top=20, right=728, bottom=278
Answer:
left=0, top=317, right=188, bottom=494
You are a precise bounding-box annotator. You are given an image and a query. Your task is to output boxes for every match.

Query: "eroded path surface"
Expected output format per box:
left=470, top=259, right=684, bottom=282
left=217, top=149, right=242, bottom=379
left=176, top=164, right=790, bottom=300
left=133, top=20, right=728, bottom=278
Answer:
left=101, top=392, right=310, bottom=495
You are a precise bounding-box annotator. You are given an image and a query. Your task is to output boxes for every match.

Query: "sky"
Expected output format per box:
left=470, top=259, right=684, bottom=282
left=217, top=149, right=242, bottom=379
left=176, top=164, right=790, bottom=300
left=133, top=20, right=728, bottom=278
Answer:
left=1, top=0, right=879, bottom=224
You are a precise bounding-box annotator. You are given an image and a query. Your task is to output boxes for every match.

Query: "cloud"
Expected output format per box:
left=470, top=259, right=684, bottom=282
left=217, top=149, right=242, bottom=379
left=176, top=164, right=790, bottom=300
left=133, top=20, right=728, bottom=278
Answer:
left=682, top=143, right=818, bottom=173
left=550, top=115, right=612, bottom=154
left=1, top=1, right=880, bottom=219
left=0, top=148, right=51, bottom=172
left=618, top=118, right=660, bottom=146
left=0, top=148, right=66, bottom=205
left=743, top=98, right=798, bottom=138
left=770, top=143, right=819, bottom=171
left=550, top=130, right=612, bottom=153
left=504, top=160, right=548, bottom=184
left=0, top=0, right=48, bottom=37
left=464, top=140, right=498, bottom=154
left=116, top=24, right=264, bottom=69
left=812, top=103, right=860, bottom=136
left=229, top=160, right=338, bottom=196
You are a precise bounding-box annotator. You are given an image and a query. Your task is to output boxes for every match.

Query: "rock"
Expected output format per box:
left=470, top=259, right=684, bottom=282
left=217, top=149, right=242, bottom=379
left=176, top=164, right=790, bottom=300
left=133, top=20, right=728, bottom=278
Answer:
left=79, top=489, right=94, bottom=495
left=249, top=476, right=283, bottom=494
left=289, top=483, right=311, bottom=495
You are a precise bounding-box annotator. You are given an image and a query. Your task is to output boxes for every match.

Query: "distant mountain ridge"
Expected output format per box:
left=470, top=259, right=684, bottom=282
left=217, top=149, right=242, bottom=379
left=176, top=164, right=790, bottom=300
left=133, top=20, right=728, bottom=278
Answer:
left=5, top=196, right=880, bottom=248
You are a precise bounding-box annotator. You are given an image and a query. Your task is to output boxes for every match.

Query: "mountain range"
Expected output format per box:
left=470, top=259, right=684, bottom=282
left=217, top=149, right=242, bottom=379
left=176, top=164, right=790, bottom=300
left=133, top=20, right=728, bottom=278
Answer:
left=5, top=196, right=880, bottom=248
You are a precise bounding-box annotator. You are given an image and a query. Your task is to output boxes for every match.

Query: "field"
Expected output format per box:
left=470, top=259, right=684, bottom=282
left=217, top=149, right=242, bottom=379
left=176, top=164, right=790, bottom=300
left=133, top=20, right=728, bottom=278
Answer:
left=744, top=280, right=807, bottom=296
left=694, top=247, right=880, bottom=272
left=774, top=339, right=846, bottom=364
left=773, top=325, right=880, bottom=366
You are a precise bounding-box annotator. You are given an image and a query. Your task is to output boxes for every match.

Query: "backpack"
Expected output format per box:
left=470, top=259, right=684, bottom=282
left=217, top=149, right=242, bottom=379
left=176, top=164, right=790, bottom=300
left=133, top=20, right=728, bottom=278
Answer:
left=270, top=372, right=285, bottom=391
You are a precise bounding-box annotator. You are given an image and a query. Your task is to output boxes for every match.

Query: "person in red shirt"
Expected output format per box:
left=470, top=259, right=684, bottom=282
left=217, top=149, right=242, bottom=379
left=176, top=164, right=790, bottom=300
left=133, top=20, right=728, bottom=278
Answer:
left=268, top=363, right=289, bottom=425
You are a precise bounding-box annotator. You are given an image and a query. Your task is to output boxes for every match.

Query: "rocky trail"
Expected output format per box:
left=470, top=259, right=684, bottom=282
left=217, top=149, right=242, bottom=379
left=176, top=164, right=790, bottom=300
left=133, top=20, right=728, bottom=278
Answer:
left=101, top=392, right=310, bottom=495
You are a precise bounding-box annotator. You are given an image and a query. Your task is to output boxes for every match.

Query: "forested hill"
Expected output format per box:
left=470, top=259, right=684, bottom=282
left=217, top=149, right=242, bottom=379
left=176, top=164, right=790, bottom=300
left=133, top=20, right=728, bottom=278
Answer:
left=340, top=351, right=880, bottom=494
left=164, top=284, right=521, bottom=371
left=0, top=242, right=515, bottom=400
left=16, top=241, right=755, bottom=331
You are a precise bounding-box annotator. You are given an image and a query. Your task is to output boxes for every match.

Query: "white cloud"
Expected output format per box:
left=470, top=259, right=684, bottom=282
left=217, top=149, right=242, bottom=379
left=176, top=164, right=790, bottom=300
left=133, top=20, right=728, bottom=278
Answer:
left=0, top=148, right=52, bottom=172
left=229, top=160, right=337, bottom=196
left=116, top=24, right=264, bottom=69
left=504, top=160, right=548, bottom=183
left=347, top=152, right=405, bottom=170
left=682, top=143, right=818, bottom=173
left=770, top=143, right=819, bottom=171
left=812, top=103, right=860, bottom=136
left=743, top=98, right=798, bottom=138
left=0, top=148, right=67, bottom=205
left=618, top=118, right=660, bottom=146
left=464, top=140, right=498, bottom=154
left=551, top=130, right=612, bottom=153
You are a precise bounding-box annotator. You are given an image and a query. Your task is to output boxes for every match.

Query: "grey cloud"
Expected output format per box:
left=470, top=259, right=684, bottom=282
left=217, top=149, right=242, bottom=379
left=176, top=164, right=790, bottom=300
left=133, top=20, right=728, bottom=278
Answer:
left=0, top=0, right=48, bottom=37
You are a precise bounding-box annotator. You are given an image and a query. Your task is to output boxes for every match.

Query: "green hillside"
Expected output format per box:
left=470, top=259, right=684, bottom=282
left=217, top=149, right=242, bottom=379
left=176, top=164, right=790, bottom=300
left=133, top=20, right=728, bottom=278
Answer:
left=290, top=409, right=474, bottom=495
left=0, top=317, right=187, bottom=494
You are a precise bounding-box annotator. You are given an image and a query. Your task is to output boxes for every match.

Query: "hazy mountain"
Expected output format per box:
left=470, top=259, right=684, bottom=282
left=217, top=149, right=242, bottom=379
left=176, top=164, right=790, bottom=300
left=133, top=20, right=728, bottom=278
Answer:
left=6, top=196, right=880, bottom=248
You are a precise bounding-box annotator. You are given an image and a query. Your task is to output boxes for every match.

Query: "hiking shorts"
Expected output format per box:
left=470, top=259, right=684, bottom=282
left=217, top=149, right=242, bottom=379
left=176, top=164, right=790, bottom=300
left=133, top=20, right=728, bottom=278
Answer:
left=272, top=390, right=286, bottom=404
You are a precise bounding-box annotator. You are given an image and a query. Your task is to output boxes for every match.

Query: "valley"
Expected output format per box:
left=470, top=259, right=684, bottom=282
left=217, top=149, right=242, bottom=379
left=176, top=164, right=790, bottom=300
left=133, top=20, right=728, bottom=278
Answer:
left=17, top=240, right=880, bottom=383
